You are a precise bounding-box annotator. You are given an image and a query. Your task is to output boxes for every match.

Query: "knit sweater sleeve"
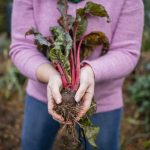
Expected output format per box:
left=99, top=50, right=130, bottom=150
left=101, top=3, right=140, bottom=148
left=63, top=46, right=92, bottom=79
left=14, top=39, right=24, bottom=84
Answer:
left=82, top=0, right=144, bottom=82
left=9, top=0, right=50, bottom=81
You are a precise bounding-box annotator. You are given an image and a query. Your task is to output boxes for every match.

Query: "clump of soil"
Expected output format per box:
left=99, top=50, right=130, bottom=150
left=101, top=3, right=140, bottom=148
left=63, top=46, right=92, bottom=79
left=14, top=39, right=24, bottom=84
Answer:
left=54, top=89, right=80, bottom=123
left=52, top=125, right=84, bottom=150
left=53, top=89, right=84, bottom=150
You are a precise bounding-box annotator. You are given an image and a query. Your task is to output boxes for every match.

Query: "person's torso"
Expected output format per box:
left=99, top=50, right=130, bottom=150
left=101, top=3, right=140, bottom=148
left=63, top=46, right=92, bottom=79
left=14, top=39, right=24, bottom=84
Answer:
left=26, top=0, right=126, bottom=112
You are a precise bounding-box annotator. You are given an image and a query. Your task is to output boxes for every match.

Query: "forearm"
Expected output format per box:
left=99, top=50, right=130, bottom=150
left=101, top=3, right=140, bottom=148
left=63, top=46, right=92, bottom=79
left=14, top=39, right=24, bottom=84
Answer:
left=10, top=0, right=54, bottom=81
left=36, top=63, right=60, bottom=83
left=83, top=0, right=144, bottom=82
left=82, top=51, right=139, bottom=82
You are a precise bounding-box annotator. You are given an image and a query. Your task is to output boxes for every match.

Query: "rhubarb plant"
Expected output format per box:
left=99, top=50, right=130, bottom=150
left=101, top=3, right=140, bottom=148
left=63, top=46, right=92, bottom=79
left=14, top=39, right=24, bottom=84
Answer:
left=26, top=0, right=110, bottom=148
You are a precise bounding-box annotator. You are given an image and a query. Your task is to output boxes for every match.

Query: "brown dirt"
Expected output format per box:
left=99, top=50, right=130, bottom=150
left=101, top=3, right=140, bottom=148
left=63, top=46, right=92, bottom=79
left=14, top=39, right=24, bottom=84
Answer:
left=54, top=89, right=80, bottom=123
left=0, top=94, right=23, bottom=150
left=52, top=89, right=83, bottom=150
left=52, top=125, right=84, bottom=150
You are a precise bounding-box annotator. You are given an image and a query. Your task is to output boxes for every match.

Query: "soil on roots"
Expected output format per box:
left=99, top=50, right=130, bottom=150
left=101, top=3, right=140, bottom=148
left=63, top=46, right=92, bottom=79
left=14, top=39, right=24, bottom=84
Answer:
left=52, top=125, right=84, bottom=150
left=54, top=89, right=80, bottom=123
left=52, top=89, right=84, bottom=150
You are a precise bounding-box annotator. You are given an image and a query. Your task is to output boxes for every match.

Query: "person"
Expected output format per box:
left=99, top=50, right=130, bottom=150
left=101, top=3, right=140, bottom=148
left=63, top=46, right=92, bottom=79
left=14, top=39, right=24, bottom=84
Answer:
left=9, top=0, right=144, bottom=150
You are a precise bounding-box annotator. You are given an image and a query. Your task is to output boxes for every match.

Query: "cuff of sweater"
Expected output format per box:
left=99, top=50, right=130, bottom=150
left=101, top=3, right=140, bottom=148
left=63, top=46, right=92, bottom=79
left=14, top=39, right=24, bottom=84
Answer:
left=81, top=60, right=101, bottom=82
left=25, top=55, right=50, bottom=81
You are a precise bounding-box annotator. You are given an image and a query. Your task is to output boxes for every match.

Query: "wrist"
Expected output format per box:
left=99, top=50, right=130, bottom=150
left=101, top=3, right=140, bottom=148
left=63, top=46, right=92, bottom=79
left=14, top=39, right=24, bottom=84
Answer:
left=36, top=63, right=59, bottom=83
left=81, top=63, right=95, bottom=79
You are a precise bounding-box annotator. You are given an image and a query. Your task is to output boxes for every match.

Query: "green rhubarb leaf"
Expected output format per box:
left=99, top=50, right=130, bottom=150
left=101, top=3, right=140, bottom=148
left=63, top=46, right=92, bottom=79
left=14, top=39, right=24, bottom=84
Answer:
left=75, top=2, right=110, bottom=40
left=49, top=26, right=72, bottom=81
left=80, top=45, right=93, bottom=60
left=57, top=0, right=73, bottom=57
left=80, top=115, right=92, bottom=126
left=65, top=32, right=73, bottom=57
left=58, top=15, right=75, bottom=30
left=80, top=100, right=96, bottom=126
left=57, top=0, right=69, bottom=32
left=25, top=28, right=51, bottom=55
left=84, top=126, right=100, bottom=148
left=79, top=99, right=99, bottom=148
left=86, top=100, right=97, bottom=116
left=75, top=8, right=87, bottom=39
left=50, top=26, right=73, bottom=58
left=49, top=48, right=71, bottom=82
left=84, top=1, right=110, bottom=22
left=50, top=26, right=64, bottom=42
left=80, top=116, right=100, bottom=148
left=81, top=31, right=109, bottom=59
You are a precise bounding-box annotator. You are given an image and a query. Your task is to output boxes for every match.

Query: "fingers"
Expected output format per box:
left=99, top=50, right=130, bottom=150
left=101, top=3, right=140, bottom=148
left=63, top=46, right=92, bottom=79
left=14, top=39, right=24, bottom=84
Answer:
left=75, top=82, right=89, bottom=102
left=75, top=65, right=95, bottom=103
left=76, top=86, right=94, bottom=120
left=47, top=86, right=64, bottom=122
left=50, top=84, right=62, bottom=104
left=48, top=104, right=64, bottom=122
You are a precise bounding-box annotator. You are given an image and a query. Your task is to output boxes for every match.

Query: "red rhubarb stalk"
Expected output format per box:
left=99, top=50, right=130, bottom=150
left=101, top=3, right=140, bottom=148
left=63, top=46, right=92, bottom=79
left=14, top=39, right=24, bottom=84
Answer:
left=73, top=23, right=78, bottom=68
left=70, top=48, right=76, bottom=90
left=54, top=62, right=68, bottom=88
left=74, top=36, right=85, bottom=90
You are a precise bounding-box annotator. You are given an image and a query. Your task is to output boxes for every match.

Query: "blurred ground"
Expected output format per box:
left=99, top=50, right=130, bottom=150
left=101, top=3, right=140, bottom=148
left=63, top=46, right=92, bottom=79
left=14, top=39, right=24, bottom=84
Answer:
left=0, top=96, right=23, bottom=150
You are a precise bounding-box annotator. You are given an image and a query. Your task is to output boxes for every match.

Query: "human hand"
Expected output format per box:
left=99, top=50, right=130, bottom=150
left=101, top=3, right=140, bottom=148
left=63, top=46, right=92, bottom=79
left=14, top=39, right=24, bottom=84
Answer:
left=75, top=64, right=95, bottom=120
left=47, top=69, right=64, bottom=123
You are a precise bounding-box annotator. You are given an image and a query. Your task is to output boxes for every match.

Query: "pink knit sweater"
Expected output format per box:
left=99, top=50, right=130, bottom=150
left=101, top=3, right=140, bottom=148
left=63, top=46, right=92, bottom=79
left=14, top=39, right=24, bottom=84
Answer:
left=9, top=0, right=144, bottom=112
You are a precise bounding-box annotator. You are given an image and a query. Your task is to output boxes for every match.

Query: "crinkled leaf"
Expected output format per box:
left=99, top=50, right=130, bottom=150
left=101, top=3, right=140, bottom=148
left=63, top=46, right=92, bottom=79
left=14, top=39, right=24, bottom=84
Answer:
left=75, top=8, right=87, bottom=39
left=57, top=0, right=69, bottom=31
left=65, top=32, right=73, bottom=57
left=84, top=126, right=100, bottom=148
left=57, top=0, right=73, bottom=57
left=25, top=27, right=39, bottom=36
left=49, top=48, right=71, bottom=82
left=76, top=18, right=88, bottom=40
left=57, top=0, right=68, bottom=17
left=80, top=45, right=93, bottom=61
left=79, top=99, right=99, bottom=148
left=80, top=115, right=92, bottom=126
left=49, top=26, right=72, bottom=81
left=50, top=26, right=72, bottom=57
left=76, top=8, right=86, bottom=22
left=58, top=15, right=75, bottom=30
left=75, top=2, right=110, bottom=39
left=50, top=26, right=64, bottom=41
left=84, top=1, right=110, bottom=22
left=81, top=31, right=109, bottom=59
left=79, top=101, right=96, bottom=126
left=25, top=28, right=51, bottom=55
left=80, top=116, right=100, bottom=148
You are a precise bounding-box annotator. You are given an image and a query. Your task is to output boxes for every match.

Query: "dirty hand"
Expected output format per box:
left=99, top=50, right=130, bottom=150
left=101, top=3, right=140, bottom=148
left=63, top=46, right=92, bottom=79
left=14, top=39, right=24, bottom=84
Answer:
left=47, top=69, right=64, bottom=123
left=75, top=64, right=95, bottom=120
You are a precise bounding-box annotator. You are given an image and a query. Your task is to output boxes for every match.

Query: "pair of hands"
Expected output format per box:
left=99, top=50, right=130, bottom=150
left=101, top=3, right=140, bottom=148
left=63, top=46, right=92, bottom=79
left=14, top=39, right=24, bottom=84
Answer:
left=47, top=65, right=95, bottom=123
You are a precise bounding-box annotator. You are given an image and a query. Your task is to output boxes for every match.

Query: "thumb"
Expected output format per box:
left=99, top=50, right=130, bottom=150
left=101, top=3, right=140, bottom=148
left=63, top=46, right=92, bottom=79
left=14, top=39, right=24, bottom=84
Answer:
left=75, top=82, right=88, bottom=102
left=51, top=84, right=62, bottom=104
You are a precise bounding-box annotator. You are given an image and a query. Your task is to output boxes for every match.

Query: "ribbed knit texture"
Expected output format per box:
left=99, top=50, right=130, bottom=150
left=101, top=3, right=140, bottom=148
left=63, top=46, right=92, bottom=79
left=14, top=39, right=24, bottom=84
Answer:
left=9, top=0, right=144, bottom=112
